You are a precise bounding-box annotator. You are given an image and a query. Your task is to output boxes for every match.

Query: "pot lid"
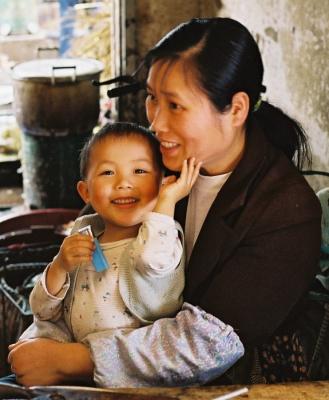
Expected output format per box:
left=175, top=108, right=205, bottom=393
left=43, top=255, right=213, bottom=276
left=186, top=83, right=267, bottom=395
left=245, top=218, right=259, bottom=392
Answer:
left=12, top=58, right=104, bottom=83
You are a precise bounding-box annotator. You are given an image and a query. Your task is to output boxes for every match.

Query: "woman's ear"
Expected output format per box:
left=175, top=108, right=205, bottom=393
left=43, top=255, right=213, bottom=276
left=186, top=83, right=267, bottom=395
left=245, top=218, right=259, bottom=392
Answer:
left=77, top=180, right=89, bottom=204
left=230, top=92, right=249, bottom=127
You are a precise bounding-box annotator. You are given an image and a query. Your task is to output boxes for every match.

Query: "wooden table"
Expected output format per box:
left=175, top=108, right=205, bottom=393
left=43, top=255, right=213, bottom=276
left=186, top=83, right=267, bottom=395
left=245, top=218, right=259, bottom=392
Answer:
left=3, top=381, right=329, bottom=399
left=112, top=381, right=329, bottom=400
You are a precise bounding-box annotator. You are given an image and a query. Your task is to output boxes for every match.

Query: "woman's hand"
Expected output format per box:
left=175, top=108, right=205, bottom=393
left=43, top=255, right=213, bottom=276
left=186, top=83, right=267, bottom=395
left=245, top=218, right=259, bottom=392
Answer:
left=8, top=339, right=94, bottom=387
left=154, top=158, right=202, bottom=217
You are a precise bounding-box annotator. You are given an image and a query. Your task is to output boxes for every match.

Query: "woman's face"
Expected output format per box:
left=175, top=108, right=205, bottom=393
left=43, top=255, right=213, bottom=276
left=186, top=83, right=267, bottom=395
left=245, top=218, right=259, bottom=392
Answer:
left=146, top=59, right=245, bottom=175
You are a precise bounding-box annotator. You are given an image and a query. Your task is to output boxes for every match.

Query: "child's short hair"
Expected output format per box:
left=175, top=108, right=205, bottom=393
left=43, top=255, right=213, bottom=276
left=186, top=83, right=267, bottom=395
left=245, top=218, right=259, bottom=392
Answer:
left=80, top=122, right=164, bottom=179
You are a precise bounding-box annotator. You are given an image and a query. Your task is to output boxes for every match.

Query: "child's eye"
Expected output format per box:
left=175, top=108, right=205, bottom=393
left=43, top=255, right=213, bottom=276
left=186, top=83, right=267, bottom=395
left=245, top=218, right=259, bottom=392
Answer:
left=135, top=168, right=147, bottom=174
left=101, top=170, right=114, bottom=176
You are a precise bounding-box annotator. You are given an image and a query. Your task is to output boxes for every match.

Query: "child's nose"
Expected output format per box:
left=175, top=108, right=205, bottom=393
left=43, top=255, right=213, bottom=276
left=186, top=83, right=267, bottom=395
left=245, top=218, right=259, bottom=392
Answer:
left=116, top=176, right=133, bottom=189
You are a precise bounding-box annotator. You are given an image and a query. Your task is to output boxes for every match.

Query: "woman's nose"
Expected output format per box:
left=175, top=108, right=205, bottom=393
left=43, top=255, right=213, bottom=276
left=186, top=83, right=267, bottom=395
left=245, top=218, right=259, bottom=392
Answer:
left=149, top=106, right=169, bottom=134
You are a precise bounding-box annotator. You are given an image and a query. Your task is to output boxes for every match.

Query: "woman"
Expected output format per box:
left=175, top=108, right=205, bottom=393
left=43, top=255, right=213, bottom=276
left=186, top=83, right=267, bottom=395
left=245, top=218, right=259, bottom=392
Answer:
left=6, top=17, right=321, bottom=386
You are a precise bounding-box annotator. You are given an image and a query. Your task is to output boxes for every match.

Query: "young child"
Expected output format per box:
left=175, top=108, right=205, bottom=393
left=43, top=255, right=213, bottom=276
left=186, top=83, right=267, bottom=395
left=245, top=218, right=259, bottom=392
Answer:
left=26, top=122, right=201, bottom=342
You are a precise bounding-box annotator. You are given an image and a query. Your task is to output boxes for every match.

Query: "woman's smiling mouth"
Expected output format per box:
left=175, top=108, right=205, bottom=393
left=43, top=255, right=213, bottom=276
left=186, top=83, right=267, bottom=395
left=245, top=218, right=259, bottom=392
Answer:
left=160, top=141, right=179, bottom=149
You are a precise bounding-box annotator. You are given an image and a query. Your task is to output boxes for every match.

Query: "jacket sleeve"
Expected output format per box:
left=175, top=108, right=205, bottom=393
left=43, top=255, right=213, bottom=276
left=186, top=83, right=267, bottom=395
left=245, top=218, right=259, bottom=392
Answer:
left=194, top=182, right=321, bottom=345
left=82, top=303, right=244, bottom=387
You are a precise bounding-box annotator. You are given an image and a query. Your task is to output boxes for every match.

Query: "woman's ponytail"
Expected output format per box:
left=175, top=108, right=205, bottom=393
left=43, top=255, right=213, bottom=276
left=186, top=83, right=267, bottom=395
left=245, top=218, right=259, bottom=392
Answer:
left=252, top=101, right=311, bottom=170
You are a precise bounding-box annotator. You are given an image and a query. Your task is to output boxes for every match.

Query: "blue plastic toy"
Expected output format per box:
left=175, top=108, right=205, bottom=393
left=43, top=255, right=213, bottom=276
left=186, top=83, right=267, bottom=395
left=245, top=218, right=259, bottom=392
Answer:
left=78, top=225, right=109, bottom=272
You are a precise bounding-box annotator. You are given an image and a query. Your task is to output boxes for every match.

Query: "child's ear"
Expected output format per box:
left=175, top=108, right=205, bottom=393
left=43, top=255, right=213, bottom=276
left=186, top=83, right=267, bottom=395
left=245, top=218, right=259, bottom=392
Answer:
left=77, top=180, right=89, bottom=204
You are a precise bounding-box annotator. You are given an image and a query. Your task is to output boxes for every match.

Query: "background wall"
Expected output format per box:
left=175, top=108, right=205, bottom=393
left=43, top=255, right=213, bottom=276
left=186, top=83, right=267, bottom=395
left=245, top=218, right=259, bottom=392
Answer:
left=218, top=0, right=329, bottom=190
left=132, top=0, right=328, bottom=189
left=122, top=0, right=216, bottom=123
left=135, top=0, right=216, bottom=60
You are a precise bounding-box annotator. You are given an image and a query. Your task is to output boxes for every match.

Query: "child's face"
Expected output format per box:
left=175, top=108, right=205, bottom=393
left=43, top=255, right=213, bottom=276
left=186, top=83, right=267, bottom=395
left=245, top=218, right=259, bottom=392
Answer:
left=77, top=135, right=162, bottom=231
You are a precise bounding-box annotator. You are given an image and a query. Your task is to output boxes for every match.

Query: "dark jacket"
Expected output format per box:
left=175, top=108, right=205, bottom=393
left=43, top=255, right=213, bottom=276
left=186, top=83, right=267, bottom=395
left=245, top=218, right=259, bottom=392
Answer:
left=175, top=121, right=321, bottom=347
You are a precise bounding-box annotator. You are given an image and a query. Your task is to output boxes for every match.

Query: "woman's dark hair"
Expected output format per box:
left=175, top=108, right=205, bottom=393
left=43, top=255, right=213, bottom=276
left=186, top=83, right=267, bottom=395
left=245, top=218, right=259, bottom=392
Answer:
left=145, top=18, right=310, bottom=169
left=80, top=122, right=164, bottom=179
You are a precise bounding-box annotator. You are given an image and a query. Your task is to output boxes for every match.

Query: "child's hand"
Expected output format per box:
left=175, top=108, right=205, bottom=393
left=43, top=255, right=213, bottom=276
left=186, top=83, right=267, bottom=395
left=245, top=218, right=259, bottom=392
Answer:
left=154, top=158, right=201, bottom=217
left=53, top=233, right=95, bottom=273
left=160, top=158, right=202, bottom=203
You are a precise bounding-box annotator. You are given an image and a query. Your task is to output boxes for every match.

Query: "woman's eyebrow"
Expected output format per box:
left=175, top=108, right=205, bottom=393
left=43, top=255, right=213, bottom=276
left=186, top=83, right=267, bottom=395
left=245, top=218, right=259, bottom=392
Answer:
left=146, top=83, right=182, bottom=99
left=161, top=90, right=181, bottom=98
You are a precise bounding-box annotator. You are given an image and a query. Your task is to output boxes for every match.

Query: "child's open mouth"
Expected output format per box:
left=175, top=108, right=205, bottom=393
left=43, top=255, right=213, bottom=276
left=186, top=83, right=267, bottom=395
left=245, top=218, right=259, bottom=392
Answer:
left=111, top=197, right=138, bottom=206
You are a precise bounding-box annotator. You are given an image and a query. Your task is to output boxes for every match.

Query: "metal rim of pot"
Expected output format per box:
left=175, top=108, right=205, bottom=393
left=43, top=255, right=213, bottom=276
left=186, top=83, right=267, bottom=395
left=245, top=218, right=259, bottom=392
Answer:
left=12, top=57, right=104, bottom=85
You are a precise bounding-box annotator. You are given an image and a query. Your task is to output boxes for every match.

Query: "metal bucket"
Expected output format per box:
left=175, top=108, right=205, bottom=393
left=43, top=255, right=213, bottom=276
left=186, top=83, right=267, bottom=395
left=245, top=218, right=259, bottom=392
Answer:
left=12, top=58, right=103, bottom=209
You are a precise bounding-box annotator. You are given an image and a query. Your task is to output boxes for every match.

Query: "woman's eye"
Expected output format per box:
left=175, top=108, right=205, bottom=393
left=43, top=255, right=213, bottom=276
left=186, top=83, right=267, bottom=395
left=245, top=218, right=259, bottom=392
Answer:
left=147, top=93, right=156, bottom=102
left=135, top=169, right=147, bottom=174
left=169, top=102, right=181, bottom=110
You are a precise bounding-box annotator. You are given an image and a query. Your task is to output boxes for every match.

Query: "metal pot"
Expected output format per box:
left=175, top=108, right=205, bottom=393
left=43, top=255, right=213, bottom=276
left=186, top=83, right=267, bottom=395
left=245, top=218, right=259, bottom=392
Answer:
left=11, top=58, right=103, bottom=209
left=12, top=57, right=103, bottom=136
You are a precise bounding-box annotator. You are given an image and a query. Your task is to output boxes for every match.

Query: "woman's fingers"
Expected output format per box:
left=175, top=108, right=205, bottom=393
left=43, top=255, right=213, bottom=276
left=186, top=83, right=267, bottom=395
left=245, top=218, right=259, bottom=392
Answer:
left=7, top=341, right=24, bottom=364
left=8, top=342, right=19, bottom=352
left=8, top=340, right=28, bottom=353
